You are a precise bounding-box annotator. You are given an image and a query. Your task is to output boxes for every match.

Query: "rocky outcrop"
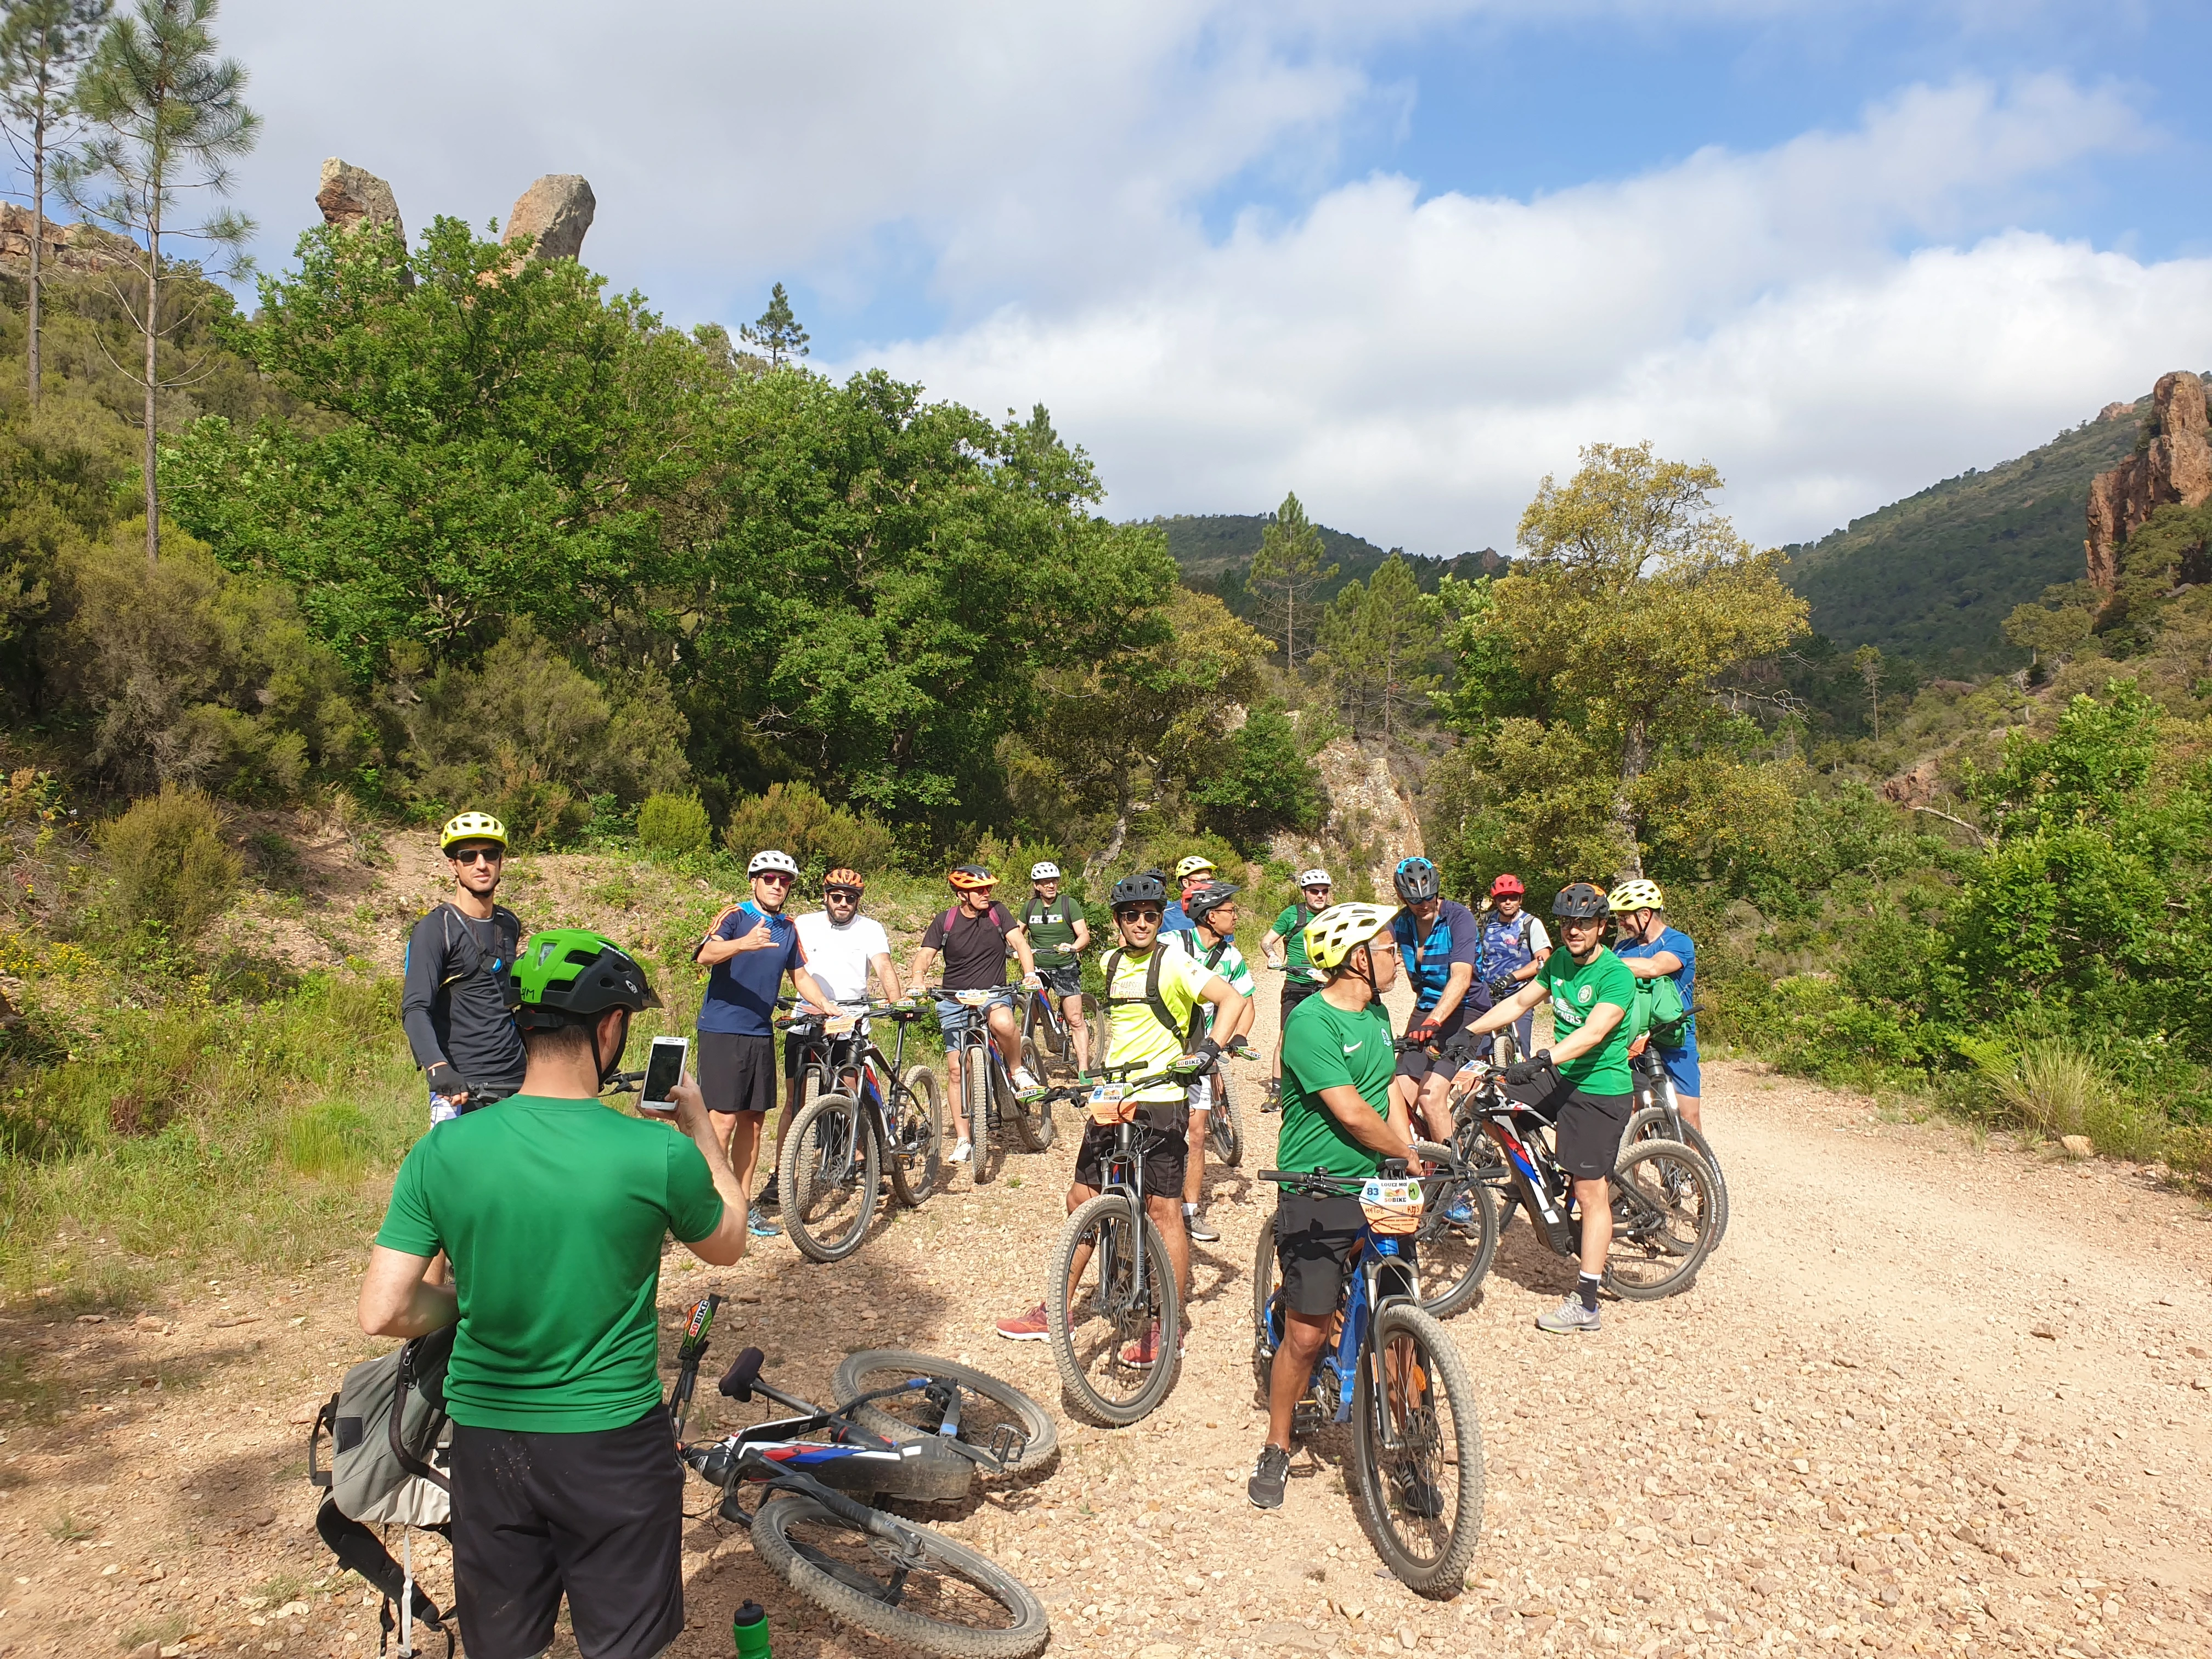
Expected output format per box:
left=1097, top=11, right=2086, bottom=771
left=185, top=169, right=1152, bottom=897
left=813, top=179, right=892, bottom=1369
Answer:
left=0, top=202, right=138, bottom=275
left=1880, top=758, right=1940, bottom=810
left=2098, top=401, right=2138, bottom=423
left=315, top=158, right=404, bottom=240
left=1271, top=738, right=1423, bottom=895
left=504, top=174, right=594, bottom=262
left=2086, top=371, right=2212, bottom=592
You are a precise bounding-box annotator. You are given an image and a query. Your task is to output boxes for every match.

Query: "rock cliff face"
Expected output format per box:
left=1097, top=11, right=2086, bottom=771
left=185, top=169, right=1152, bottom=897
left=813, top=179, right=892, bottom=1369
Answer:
left=0, top=203, right=138, bottom=275
left=2086, top=371, right=2212, bottom=592
left=316, top=159, right=404, bottom=239
left=504, top=175, right=595, bottom=262
left=1271, top=738, right=1423, bottom=895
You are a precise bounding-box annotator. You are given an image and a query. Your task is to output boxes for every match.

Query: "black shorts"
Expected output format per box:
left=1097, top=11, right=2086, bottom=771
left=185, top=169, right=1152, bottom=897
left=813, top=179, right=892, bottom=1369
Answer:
left=1280, top=979, right=1323, bottom=1023
left=1072, top=1117, right=1187, bottom=1199
left=697, top=1030, right=776, bottom=1115
left=783, top=1030, right=866, bottom=1080
left=1392, top=995, right=1487, bottom=1083
left=1273, top=1193, right=1415, bottom=1317
left=450, top=1403, right=682, bottom=1659
left=1505, top=1073, right=1632, bottom=1179
left=1035, top=964, right=1083, bottom=998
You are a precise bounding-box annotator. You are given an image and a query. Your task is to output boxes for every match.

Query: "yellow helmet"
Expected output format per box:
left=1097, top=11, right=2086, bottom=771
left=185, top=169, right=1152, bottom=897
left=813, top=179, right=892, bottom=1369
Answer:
left=1174, top=854, right=1217, bottom=883
left=1302, top=902, right=1398, bottom=973
left=440, top=810, right=508, bottom=853
left=1608, top=878, right=1664, bottom=913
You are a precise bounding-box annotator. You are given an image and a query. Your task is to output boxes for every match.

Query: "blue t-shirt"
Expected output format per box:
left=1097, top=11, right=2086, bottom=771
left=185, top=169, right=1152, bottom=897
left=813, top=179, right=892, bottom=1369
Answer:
left=1160, top=901, right=1195, bottom=936
left=1616, top=925, right=1697, bottom=1051
left=1478, top=911, right=1541, bottom=979
left=697, top=901, right=805, bottom=1036
left=1391, top=900, right=1480, bottom=1013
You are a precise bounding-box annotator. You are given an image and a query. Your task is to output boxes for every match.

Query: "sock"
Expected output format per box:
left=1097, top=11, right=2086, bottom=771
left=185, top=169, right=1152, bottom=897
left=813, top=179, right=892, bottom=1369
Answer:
left=1183, top=1202, right=1199, bottom=1217
left=1577, top=1273, right=1600, bottom=1312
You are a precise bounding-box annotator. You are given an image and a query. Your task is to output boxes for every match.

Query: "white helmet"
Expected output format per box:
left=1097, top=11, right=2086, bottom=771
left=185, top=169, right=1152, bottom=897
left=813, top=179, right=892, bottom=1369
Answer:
left=747, top=849, right=799, bottom=877
left=1297, top=868, right=1333, bottom=889
left=1030, top=861, right=1062, bottom=881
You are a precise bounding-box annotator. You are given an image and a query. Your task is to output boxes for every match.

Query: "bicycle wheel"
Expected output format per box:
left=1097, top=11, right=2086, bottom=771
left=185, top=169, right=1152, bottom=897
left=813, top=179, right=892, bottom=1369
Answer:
left=1603, top=1137, right=1717, bottom=1301
left=888, top=1063, right=945, bottom=1208
left=1206, top=1072, right=1243, bottom=1167
left=1249, top=1210, right=1281, bottom=1400
left=751, top=1494, right=1049, bottom=1659
left=1414, top=1165, right=1499, bottom=1320
left=1046, top=1192, right=1182, bottom=1426
left=1493, top=1026, right=1519, bottom=1068
left=1011, top=1037, right=1055, bottom=1152
left=1620, top=1107, right=1729, bottom=1251
left=1350, top=1301, right=1485, bottom=1599
left=832, top=1350, right=1060, bottom=1475
left=780, top=1092, right=881, bottom=1264
left=1080, top=992, right=1107, bottom=1071
left=962, top=1042, right=995, bottom=1183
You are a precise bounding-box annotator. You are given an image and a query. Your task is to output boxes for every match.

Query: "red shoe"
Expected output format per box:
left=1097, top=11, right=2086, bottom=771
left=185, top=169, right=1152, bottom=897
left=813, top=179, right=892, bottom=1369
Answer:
left=995, top=1303, right=1051, bottom=1341
left=1118, top=1321, right=1186, bottom=1369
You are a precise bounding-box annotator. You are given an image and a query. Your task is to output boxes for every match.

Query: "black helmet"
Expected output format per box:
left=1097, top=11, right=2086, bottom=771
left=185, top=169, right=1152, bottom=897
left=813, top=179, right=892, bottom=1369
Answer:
left=1551, top=882, right=1610, bottom=919
left=1110, top=872, right=1167, bottom=910
left=1393, top=857, right=1441, bottom=902
left=1186, top=880, right=1239, bottom=924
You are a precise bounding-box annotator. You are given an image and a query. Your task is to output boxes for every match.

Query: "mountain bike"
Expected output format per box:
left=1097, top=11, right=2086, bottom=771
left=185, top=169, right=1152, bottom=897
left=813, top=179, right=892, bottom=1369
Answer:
left=1623, top=1045, right=1729, bottom=1249
left=1194, top=1040, right=1254, bottom=1168
left=1452, top=1062, right=1717, bottom=1300
left=932, top=984, right=1053, bottom=1182
left=1042, top=1063, right=1192, bottom=1426
left=1252, top=1156, right=1484, bottom=1598
left=776, top=997, right=947, bottom=1263
left=665, top=1296, right=1050, bottom=1658
left=1017, top=976, right=1102, bottom=1081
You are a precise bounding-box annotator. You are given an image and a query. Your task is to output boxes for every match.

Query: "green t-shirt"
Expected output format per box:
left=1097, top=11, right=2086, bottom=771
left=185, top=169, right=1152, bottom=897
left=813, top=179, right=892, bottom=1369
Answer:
left=1022, top=895, right=1082, bottom=969
left=374, top=1095, right=725, bottom=1432
left=1536, top=945, right=1637, bottom=1096
left=1277, top=993, right=1397, bottom=1178
left=1271, top=904, right=1321, bottom=984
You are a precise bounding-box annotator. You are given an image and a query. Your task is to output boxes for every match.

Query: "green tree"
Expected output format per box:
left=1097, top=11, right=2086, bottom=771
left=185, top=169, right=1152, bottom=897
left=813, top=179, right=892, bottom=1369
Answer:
left=1498, top=442, right=1807, bottom=874
left=1191, top=698, right=1325, bottom=849
left=0, top=0, right=112, bottom=413
left=1852, top=644, right=1883, bottom=740
left=1313, top=553, right=1440, bottom=738
left=1246, top=490, right=1336, bottom=668
left=55, top=0, right=257, bottom=563
left=740, top=280, right=809, bottom=368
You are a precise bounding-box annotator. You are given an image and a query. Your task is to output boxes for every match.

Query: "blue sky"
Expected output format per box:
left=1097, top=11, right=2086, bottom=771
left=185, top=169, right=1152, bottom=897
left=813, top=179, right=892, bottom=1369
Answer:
left=189, top=2, right=2212, bottom=554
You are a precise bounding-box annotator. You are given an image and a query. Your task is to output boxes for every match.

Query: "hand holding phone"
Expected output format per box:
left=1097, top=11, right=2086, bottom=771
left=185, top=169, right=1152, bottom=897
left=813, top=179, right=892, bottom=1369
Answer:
left=640, top=1035, right=689, bottom=1116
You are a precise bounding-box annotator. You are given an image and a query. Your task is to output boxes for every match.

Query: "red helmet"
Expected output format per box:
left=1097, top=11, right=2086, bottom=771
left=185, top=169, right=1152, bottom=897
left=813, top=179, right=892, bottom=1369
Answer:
left=1489, top=874, right=1525, bottom=896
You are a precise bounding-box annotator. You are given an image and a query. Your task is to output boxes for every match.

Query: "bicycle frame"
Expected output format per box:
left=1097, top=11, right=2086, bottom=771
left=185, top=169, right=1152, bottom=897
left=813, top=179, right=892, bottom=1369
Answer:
left=1454, top=1076, right=1582, bottom=1258
left=1257, top=1170, right=1424, bottom=1431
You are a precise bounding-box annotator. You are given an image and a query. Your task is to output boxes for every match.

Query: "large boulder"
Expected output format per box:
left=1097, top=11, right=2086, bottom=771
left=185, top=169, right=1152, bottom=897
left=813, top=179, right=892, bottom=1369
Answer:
left=504, top=175, right=595, bottom=262
left=2085, top=371, right=2212, bottom=592
left=315, top=158, right=404, bottom=240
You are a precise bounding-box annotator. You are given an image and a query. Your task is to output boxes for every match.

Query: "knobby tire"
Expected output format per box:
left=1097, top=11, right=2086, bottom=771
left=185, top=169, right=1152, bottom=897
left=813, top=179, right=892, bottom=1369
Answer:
left=831, top=1350, right=1060, bottom=1475
left=1621, top=1106, right=1729, bottom=1250
left=1350, top=1301, right=1485, bottom=1598
left=779, top=1091, right=880, bottom=1264
left=888, top=1063, right=945, bottom=1208
left=1046, top=1192, right=1181, bottom=1426
left=1602, top=1137, right=1718, bottom=1301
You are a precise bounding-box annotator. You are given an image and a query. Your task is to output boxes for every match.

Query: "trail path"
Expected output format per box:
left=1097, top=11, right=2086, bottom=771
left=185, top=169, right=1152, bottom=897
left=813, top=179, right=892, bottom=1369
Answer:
left=5, top=973, right=2211, bottom=1659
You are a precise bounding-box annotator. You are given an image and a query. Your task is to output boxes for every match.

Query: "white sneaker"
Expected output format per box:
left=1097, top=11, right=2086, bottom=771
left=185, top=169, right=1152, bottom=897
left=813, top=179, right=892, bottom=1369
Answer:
left=1012, top=1066, right=1040, bottom=1093
left=950, top=1139, right=973, bottom=1164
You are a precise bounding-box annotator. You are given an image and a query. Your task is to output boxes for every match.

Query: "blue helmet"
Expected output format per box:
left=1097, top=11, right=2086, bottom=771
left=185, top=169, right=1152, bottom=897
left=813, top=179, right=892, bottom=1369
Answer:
left=1392, top=857, right=1441, bottom=902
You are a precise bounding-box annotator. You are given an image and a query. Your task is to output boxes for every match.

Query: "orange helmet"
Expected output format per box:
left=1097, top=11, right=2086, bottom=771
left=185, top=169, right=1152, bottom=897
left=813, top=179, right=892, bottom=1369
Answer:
left=823, top=868, right=864, bottom=893
left=947, top=864, right=995, bottom=891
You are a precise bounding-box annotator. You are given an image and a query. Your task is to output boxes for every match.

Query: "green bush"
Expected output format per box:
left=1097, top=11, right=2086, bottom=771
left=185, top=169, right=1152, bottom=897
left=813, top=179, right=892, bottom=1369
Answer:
left=95, top=786, right=241, bottom=943
left=722, top=781, right=896, bottom=874
left=1759, top=975, right=1932, bottom=1089
left=636, top=791, right=711, bottom=859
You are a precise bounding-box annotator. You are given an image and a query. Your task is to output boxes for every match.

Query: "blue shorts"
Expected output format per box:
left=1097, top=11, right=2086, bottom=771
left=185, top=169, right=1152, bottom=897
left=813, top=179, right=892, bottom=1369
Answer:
left=1656, top=1042, right=1701, bottom=1098
left=934, top=988, right=1014, bottom=1045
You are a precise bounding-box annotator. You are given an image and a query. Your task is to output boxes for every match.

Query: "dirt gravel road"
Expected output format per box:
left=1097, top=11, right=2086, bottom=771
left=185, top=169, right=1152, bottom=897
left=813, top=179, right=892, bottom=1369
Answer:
left=5, top=1027, right=2211, bottom=1659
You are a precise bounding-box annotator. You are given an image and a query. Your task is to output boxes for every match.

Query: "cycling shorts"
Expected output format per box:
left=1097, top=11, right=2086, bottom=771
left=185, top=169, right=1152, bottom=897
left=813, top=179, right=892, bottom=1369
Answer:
left=782, top=1029, right=867, bottom=1080
left=1073, top=1119, right=1187, bottom=1198
left=1655, top=1043, right=1701, bottom=1097
left=450, top=1403, right=682, bottom=1659
left=933, top=988, right=1014, bottom=1045
left=1280, top=978, right=1323, bottom=1022
left=1035, top=964, right=1083, bottom=998
left=1272, top=1194, right=1414, bottom=1318
left=1505, top=1071, right=1632, bottom=1180
left=697, top=1031, right=776, bottom=1116
left=1393, top=997, right=1483, bottom=1083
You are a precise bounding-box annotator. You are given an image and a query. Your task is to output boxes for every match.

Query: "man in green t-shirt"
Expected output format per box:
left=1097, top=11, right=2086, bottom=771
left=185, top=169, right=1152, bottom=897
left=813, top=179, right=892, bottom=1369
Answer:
left=1259, top=867, right=1333, bottom=1111
left=1250, top=901, right=1421, bottom=1511
left=1460, top=881, right=1635, bottom=1336
left=1023, top=860, right=1092, bottom=1073
left=359, top=931, right=749, bottom=1659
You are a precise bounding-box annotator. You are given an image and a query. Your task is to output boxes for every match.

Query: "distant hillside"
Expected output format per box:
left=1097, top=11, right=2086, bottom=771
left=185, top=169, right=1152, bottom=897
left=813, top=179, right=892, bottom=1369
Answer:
left=1148, top=512, right=1502, bottom=616
left=1782, top=396, right=2163, bottom=670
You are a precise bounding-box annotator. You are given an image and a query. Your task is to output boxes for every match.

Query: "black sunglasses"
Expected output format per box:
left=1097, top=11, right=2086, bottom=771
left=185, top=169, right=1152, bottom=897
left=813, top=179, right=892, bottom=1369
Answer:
left=450, top=847, right=503, bottom=865
left=825, top=886, right=861, bottom=899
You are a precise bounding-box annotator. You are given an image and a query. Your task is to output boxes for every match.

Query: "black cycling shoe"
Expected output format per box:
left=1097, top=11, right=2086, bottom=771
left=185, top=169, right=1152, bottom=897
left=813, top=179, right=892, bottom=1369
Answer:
left=1392, top=1468, right=1446, bottom=1519
left=1248, top=1443, right=1291, bottom=1509
left=757, top=1175, right=781, bottom=1211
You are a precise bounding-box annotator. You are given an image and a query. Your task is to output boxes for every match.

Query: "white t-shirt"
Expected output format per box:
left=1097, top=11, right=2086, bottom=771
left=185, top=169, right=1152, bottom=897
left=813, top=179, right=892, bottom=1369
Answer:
left=794, top=910, right=891, bottom=1006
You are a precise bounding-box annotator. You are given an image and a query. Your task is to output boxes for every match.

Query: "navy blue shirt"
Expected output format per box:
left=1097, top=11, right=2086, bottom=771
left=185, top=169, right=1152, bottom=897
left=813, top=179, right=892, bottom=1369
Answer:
left=697, top=901, right=806, bottom=1036
left=1160, top=900, right=1195, bottom=937
left=1616, top=925, right=1697, bottom=1051
left=1391, top=900, right=1481, bottom=1013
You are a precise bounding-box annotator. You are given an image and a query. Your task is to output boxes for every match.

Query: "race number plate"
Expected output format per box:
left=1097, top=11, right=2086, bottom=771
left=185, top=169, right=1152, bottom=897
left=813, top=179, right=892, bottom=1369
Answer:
left=1088, top=1083, right=1128, bottom=1125
left=824, top=1015, right=857, bottom=1036
left=954, top=990, right=994, bottom=1008
left=1359, top=1177, right=1424, bottom=1236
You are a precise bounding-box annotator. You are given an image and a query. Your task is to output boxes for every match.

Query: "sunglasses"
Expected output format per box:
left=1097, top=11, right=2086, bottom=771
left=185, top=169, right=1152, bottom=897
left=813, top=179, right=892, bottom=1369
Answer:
left=450, top=847, right=503, bottom=866
left=1303, top=885, right=1332, bottom=894
left=1119, top=907, right=1164, bottom=922
left=755, top=871, right=795, bottom=887
left=825, top=887, right=861, bottom=900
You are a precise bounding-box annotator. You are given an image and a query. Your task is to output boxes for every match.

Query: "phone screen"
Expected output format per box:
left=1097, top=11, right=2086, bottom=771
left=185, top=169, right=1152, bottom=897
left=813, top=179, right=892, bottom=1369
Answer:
left=641, top=1037, right=687, bottom=1114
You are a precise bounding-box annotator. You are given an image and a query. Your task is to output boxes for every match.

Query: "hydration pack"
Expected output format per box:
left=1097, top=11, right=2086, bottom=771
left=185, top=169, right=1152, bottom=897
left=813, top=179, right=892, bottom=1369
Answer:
left=1624, top=973, right=1691, bottom=1049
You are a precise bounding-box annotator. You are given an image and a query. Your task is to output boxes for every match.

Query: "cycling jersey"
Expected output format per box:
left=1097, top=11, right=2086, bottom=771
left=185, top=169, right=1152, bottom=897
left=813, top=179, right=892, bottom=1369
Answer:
left=1159, top=900, right=1195, bottom=937
left=1277, top=994, right=1395, bottom=1180
left=1615, top=925, right=1697, bottom=1051
left=1021, top=895, right=1082, bottom=970
left=1166, top=929, right=1254, bottom=1032
left=1536, top=946, right=1637, bottom=1094
left=1100, top=945, right=1214, bottom=1107
left=401, top=902, right=526, bottom=1101
left=1390, top=900, right=1480, bottom=1013
left=1478, top=910, right=1549, bottom=980
left=698, top=902, right=806, bottom=1036
left=1269, top=903, right=1321, bottom=984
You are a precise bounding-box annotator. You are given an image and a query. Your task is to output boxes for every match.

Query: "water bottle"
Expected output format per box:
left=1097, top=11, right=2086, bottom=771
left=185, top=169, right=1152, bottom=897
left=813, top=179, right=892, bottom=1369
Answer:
left=732, top=1600, right=771, bottom=1658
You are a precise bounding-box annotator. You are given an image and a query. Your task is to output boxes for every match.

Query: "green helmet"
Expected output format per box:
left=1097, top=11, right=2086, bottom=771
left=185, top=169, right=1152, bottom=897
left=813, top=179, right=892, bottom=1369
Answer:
left=510, top=929, right=661, bottom=1032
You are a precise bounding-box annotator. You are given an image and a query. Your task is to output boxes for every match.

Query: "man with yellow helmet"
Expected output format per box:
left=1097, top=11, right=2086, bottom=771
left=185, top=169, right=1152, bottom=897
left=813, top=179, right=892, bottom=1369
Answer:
left=1608, top=877, right=1702, bottom=1132
left=403, top=811, right=526, bottom=1125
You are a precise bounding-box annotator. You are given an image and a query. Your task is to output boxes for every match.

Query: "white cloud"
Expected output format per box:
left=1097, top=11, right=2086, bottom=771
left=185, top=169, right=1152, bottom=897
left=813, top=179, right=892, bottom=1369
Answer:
left=859, top=76, right=2210, bottom=554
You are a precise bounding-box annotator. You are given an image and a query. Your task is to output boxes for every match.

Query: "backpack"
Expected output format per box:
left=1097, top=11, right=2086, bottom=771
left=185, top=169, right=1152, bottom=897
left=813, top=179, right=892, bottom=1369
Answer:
left=1623, top=973, right=1691, bottom=1048
left=308, top=1327, right=459, bottom=1652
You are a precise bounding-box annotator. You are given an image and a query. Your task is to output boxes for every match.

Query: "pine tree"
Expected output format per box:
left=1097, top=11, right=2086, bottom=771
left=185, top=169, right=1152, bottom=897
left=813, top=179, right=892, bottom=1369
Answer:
left=740, top=281, right=810, bottom=368
left=1247, top=490, right=1336, bottom=669
left=55, top=0, right=256, bottom=563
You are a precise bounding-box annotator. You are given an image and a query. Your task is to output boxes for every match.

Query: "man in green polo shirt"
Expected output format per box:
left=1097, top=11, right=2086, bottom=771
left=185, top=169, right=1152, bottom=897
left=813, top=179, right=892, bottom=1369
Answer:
left=1250, top=901, right=1421, bottom=1511
left=358, top=931, right=749, bottom=1659
left=1022, top=860, right=1092, bottom=1073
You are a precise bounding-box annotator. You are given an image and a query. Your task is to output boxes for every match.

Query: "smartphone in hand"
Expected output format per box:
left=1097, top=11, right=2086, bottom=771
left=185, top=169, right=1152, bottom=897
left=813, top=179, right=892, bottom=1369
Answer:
left=640, top=1035, right=688, bottom=1116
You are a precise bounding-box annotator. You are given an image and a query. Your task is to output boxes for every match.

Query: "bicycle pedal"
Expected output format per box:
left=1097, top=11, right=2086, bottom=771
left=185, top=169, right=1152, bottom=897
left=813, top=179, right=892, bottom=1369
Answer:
left=988, top=1423, right=1030, bottom=1466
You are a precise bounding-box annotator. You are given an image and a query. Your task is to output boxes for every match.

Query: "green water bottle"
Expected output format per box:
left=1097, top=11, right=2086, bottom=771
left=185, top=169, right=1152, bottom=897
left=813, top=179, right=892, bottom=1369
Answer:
left=732, top=1600, right=771, bottom=1659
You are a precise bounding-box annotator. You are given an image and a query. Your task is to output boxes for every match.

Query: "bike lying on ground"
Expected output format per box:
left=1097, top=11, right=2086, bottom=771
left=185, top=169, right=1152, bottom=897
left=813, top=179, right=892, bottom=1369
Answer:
left=1623, top=1046, right=1729, bottom=1250
left=1252, top=1153, right=1485, bottom=1598
left=932, top=984, right=1054, bottom=1182
left=1449, top=1061, right=1719, bottom=1300
left=776, top=997, right=947, bottom=1263
left=666, top=1294, right=1052, bottom=1659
